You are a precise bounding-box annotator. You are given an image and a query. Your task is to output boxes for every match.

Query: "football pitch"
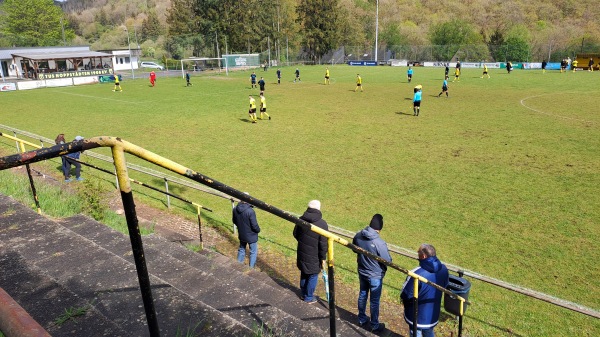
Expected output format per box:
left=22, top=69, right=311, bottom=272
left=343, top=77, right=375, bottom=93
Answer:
left=1, top=65, right=599, bottom=336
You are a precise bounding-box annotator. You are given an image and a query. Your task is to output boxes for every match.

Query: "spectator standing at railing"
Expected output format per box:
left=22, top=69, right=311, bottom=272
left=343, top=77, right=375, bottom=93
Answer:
left=64, top=136, right=85, bottom=182
left=353, top=214, right=392, bottom=333
left=232, top=194, right=261, bottom=268
left=293, top=200, right=328, bottom=304
left=401, top=244, right=449, bottom=337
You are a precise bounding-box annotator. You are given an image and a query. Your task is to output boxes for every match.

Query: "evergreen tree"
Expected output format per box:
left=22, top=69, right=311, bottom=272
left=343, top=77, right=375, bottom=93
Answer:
left=296, top=0, right=341, bottom=61
left=141, top=11, right=163, bottom=41
left=0, top=0, right=75, bottom=46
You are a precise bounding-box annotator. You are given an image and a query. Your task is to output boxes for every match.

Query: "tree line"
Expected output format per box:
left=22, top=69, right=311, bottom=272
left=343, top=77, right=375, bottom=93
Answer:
left=1, top=0, right=599, bottom=62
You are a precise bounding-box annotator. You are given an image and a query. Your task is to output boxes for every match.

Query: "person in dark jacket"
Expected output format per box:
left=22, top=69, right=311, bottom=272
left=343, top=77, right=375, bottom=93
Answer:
left=64, top=136, right=84, bottom=182
left=401, top=244, right=449, bottom=337
left=233, top=195, right=261, bottom=268
left=293, top=200, right=327, bottom=303
left=353, top=214, right=392, bottom=332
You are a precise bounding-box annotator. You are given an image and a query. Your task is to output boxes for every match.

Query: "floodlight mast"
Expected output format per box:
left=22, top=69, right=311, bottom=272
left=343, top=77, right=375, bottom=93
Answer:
left=374, top=0, right=379, bottom=64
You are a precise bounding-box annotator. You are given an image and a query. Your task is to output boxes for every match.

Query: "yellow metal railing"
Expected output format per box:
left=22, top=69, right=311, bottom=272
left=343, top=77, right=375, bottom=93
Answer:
left=0, top=135, right=468, bottom=337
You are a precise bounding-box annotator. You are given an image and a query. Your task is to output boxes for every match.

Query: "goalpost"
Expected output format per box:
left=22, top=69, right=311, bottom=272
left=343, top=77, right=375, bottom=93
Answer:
left=180, top=57, right=228, bottom=79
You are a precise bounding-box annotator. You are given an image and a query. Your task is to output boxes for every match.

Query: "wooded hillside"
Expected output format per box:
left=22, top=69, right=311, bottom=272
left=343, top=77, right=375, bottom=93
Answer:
left=1, top=0, right=599, bottom=61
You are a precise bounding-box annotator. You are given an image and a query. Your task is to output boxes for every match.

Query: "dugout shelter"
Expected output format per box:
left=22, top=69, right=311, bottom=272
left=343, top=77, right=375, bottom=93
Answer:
left=575, top=53, right=600, bottom=70
left=0, top=46, right=114, bottom=81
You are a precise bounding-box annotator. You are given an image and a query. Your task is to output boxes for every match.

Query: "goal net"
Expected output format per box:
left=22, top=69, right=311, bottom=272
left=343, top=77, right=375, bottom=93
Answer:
left=180, top=58, right=228, bottom=79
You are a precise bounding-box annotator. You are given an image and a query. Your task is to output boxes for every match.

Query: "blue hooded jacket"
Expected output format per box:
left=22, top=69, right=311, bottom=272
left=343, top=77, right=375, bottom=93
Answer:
left=353, top=226, right=392, bottom=279
left=400, top=256, right=449, bottom=329
left=232, top=202, right=260, bottom=244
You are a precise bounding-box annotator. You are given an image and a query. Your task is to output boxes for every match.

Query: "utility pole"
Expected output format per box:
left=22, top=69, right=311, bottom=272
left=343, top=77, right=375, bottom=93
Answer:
left=216, top=31, right=221, bottom=68
left=61, top=17, right=66, bottom=46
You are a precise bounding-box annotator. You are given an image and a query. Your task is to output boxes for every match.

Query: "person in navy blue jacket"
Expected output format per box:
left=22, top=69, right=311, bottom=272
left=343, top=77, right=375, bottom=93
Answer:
left=401, top=244, right=449, bottom=337
left=233, top=194, right=261, bottom=268
left=353, top=214, right=392, bottom=333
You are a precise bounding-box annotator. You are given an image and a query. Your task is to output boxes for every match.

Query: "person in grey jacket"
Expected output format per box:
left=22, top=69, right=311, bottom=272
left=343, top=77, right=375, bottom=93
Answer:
left=233, top=195, right=261, bottom=268
left=353, top=214, right=392, bottom=332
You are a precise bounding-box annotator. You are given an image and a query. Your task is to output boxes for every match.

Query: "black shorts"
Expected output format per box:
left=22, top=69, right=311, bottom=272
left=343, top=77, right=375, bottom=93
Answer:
left=249, top=108, right=256, bottom=114
left=356, top=83, right=361, bottom=86
left=260, top=108, right=266, bottom=112
left=115, top=82, right=120, bottom=86
left=442, top=86, right=447, bottom=91
left=260, top=86, right=265, bottom=91
left=483, top=71, right=488, bottom=74
left=413, top=101, right=421, bottom=107
left=325, top=76, right=329, bottom=79
left=251, top=80, right=256, bottom=84
left=408, top=74, right=412, bottom=78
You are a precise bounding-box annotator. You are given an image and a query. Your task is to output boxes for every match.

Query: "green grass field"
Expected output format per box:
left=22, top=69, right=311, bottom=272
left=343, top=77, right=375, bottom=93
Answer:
left=1, top=65, right=599, bottom=336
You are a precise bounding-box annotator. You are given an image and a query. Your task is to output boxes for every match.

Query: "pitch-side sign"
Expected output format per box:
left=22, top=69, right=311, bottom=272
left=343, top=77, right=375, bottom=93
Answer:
left=0, top=83, right=17, bottom=92
left=38, top=68, right=113, bottom=80
left=348, top=61, right=377, bottom=66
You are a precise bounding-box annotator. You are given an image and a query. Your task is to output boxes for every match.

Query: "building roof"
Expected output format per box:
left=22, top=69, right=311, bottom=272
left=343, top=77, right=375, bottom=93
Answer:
left=0, top=46, right=91, bottom=59
left=12, top=50, right=113, bottom=61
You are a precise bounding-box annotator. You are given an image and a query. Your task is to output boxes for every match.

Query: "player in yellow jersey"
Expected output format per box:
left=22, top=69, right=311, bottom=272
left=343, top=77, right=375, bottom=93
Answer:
left=259, top=92, right=270, bottom=120
left=248, top=95, right=257, bottom=123
left=481, top=64, right=490, bottom=78
left=354, top=74, right=363, bottom=92
left=452, top=68, right=460, bottom=82
left=324, top=67, right=330, bottom=85
left=572, top=59, right=578, bottom=72
left=112, top=74, right=122, bottom=92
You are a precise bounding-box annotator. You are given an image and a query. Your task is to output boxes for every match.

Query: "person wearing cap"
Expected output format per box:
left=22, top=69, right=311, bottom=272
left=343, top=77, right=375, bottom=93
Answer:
left=64, top=136, right=84, bottom=182
left=293, top=200, right=328, bottom=304
left=353, top=214, right=392, bottom=332
left=400, top=244, right=449, bottom=337
left=233, top=193, right=261, bottom=268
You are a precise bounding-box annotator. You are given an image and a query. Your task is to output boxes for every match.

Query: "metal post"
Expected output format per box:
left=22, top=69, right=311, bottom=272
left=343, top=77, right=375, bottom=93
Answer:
left=19, top=142, right=41, bottom=214
left=112, top=145, right=160, bottom=337
left=327, top=237, right=336, bottom=337
left=231, top=199, right=237, bottom=235
left=458, top=299, right=464, bottom=337
left=125, top=27, right=135, bottom=79
left=196, top=206, right=203, bottom=250
left=164, top=178, right=170, bottom=208
left=413, top=278, right=419, bottom=337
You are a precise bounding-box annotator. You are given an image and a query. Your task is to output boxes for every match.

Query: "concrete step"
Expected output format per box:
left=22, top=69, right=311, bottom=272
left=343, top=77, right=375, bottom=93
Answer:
left=60, top=214, right=380, bottom=337
left=0, top=249, right=128, bottom=337
left=0, top=193, right=252, bottom=337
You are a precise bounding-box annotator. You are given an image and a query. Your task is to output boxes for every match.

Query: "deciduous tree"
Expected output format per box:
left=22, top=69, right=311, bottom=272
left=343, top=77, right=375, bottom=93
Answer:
left=0, top=0, right=75, bottom=46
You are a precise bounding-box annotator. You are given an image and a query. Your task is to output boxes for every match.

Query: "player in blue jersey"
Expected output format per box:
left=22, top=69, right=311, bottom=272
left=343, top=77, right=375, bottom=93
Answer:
left=276, top=69, right=281, bottom=84
left=437, top=76, right=449, bottom=98
left=407, top=66, right=413, bottom=83
left=413, top=85, right=422, bottom=116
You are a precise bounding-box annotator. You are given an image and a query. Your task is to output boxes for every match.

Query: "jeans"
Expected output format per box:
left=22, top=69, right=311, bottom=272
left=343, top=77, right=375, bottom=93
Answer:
left=299, top=272, right=319, bottom=301
left=409, top=328, right=435, bottom=337
left=64, top=157, right=81, bottom=179
left=237, top=241, right=258, bottom=268
left=357, top=276, right=383, bottom=329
